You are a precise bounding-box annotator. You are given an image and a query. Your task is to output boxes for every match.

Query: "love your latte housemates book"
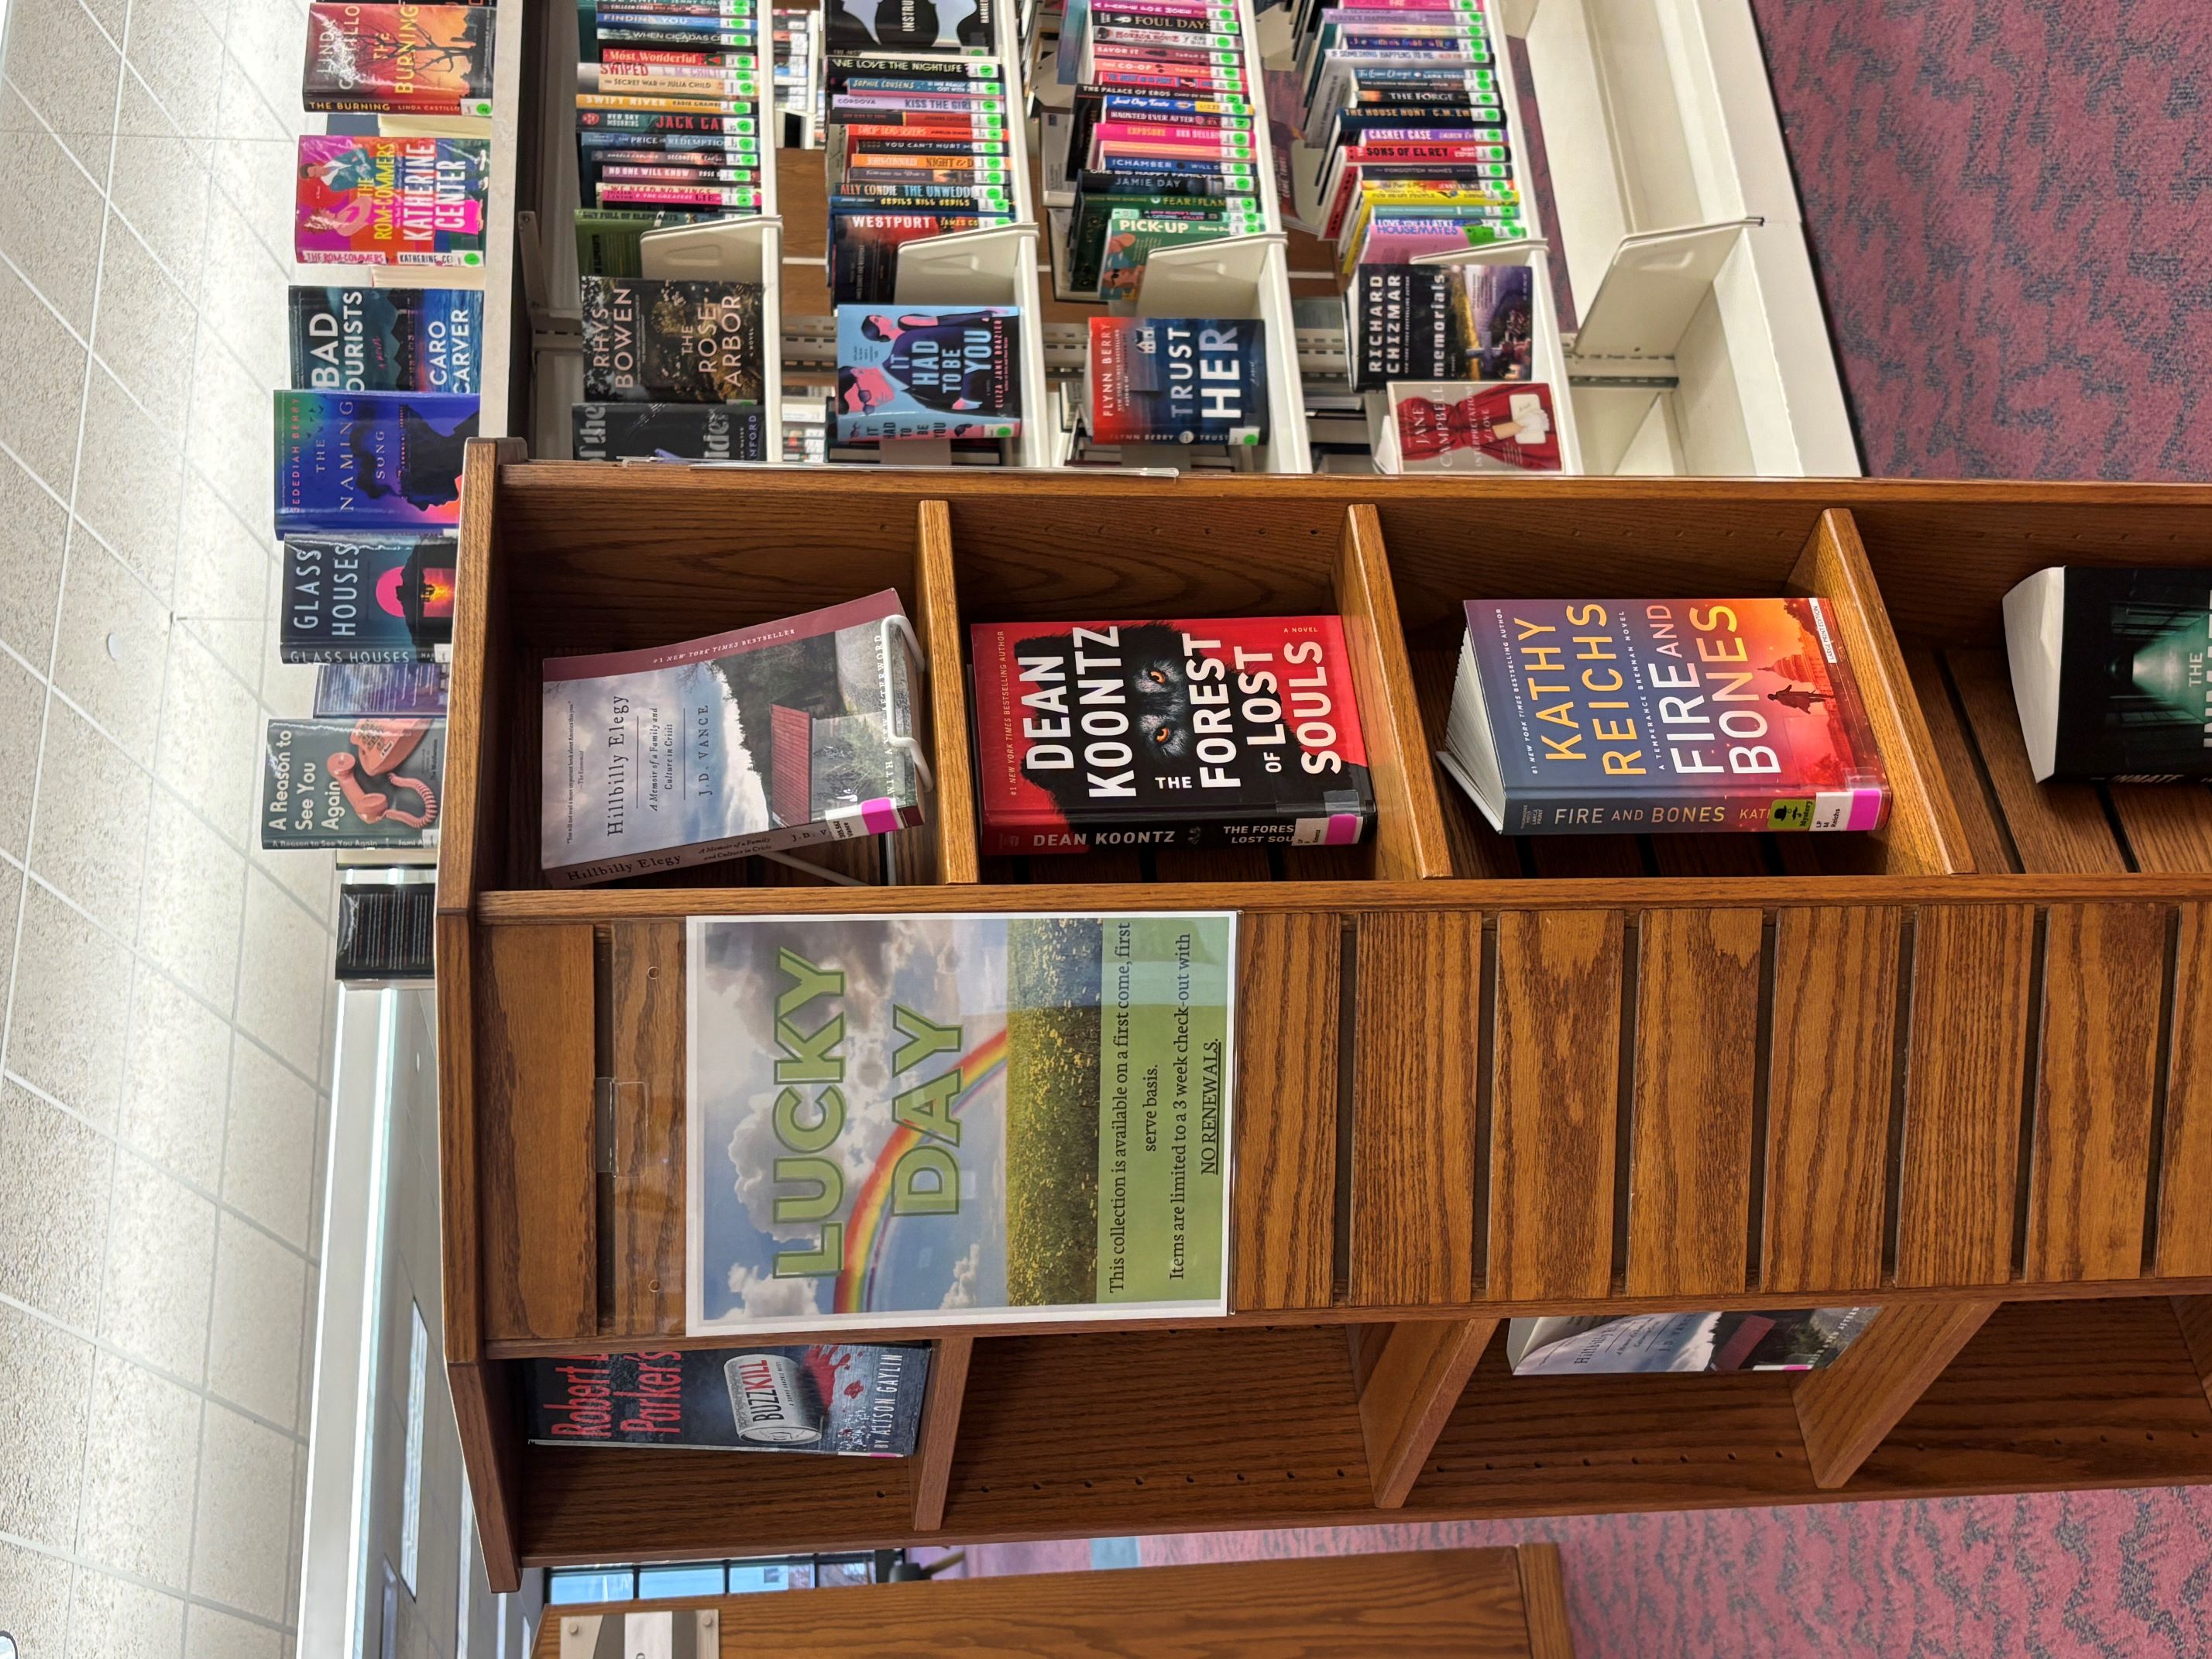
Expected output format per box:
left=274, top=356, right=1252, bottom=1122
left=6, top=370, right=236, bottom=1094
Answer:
left=288, top=286, right=483, bottom=395
left=835, top=304, right=1022, bottom=440
left=280, top=532, right=455, bottom=661
left=1506, top=1307, right=1878, bottom=1376
left=275, top=390, right=478, bottom=533
left=685, top=910, right=1234, bottom=1334
left=262, top=718, right=446, bottom=848
left=525, top=1345, right=931, bottom=1454
left=970, top=617, right=1376, bottom=853
left=1442, top=599, right=1891, bottom=836
left=581, top=276, right=767, bottom=403
left=294, top=136, right=489, bottom=266
left=302, top=3, right=496, bottom=115
left=540, top=589, right=927, bottom=884
left=1087, top=316, right=1266, bottom=446
left=2004, top=565, right=2212, bottom=782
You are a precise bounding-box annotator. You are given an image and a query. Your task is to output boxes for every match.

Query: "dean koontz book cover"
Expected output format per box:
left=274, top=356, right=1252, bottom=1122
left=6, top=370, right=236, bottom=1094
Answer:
left=303, top=3, right=495, bottom=115
left=572, top=400, right=770, bottom=461
left=581, top=276, right=766, bottom=402
left=262, top=717, right=446, bottom=847
left=685, top=910, right=1234, bottom=1335
left=524, top=1345, right=933, bottom=1455
left=275, top=390, right=479, bottom=532
left=289, top=286, right=483, bottom=395
left=280, top=532, right=455, bottom=661
left=539, top=588, right=926, bottom=885
left=834, top=304, right=1021, bottom=440
left=969, top=617, right=1376, bottom=854
left=1087, top=316, right=1266, bottom=445
left=295, top=136, right=489, bottom=266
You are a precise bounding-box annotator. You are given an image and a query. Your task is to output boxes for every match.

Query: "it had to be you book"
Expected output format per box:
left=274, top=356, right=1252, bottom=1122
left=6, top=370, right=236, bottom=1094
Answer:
left=540, top=589, right=927, bottom=884
left=686, top=911, right=1235, bottom=1335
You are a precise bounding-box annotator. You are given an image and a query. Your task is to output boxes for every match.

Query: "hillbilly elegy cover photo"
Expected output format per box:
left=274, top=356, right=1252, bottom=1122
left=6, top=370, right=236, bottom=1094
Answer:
left=685, top=912, right=1235, bottom=1334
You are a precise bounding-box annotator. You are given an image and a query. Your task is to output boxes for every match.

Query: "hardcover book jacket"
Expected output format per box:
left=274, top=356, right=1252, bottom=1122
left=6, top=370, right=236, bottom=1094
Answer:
left=2050, top=566, right=2212, bottom=779
left=262, top=717, right=445, bottom=847
left=303, top=2, right=495, bottom=114
left=288, top=286, right=483, bottom=394
left=280, top=532, right=456, bottom=661
left=276, top=390, right=477, bottom=531
left=835, top=305, right=1022, bottom=440
left=1461, top=598, right=1890, bottom=833
left=970, top=617, right=1376, bottom=853
left=572, top=401, right=769, bottom=462
left=1088, top=316, right=1266, bottom=445
left=582, top=277, right=767, bottom=403
left=294, top=136, right=489, bottom=266
left=525, top=1345, right=933, bottom=1455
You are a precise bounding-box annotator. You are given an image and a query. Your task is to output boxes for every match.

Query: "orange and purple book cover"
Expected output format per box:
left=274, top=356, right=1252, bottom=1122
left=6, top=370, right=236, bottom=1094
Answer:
left=303, top=4, right=494, bottom=115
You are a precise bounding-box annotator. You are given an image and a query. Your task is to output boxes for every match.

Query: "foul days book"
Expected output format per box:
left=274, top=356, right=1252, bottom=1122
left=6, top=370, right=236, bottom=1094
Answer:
left=295, top=136, right=489, bottom=266
left=526, top=1345, right=932, bottom=1455
left=539, top=589, right=927, bottom=885
left=275, top=390, right=478, bottom=532
left=2003, top=565, right=2212, bottom=781
left=581, top=276, right=767, bottom=403
left=970, top=617, right=1376, bottom=853
left=303, top=3, right=495, bottom=115
left=1442, top=599, right=1891, bottom=835
left=289, top=286, right=483, bottom=395
left=686, top=910, right=1234, bottom=1334
left=262, top=717, right=445, bottom=848
left=280, top=532, right=455, bottom=661
left=835, top=305, right=1022, bottom=441
left=1087, top=316, right=1266, bottom=446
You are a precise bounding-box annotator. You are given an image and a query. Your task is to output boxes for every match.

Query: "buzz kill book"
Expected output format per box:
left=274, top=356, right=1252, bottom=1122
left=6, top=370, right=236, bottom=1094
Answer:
left=970, top=617, right=1376, bottom=854
left=539, top=589, right=928, bottom=884
left=526, top=1345, right=932, bottom=1454
left=1441, top=599, right=1892, bottom=836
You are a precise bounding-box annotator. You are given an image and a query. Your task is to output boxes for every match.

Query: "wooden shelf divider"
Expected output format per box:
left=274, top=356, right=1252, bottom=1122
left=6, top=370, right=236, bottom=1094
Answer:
left=911, top=1336, right=975, bottom=1532
left=1354, top=1318, right=1500, bottom=1508
left=914, top=500, right=979, bottom=887
left=1790, top=1300, right=2002, bottom=1489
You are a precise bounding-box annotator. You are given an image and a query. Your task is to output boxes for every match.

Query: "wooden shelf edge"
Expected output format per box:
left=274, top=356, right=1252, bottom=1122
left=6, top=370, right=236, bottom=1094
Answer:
left=1357, top=1318, right=1499, bottom=1508
left=1514, top=1542, right=1576, bottom=1659
left=1790, top=1300, right=2002, bottom=1489
left=912, top=1335, right=975, bottom=1532
left=2177, top=1296, right=2212, bottom=1413
left=915, top=501, right=981, bottom=886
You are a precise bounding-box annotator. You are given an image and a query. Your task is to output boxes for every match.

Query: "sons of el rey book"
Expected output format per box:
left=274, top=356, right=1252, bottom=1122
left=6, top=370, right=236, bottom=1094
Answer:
left=969, top=617, right=1376, bottom=853
left=276, top=390, right=479, bottom=532
left=1443, top=599, right=1891, bottom=835
left=280, top=533, right=456, bottom=661
left=525, top=1345, right=933, bottom=1455
left=302, top=3, right=495, bottom=115
left=538, top=589, right=927, bottom=884
left=288, top=286, right=483, bottom=395
left=835, top=305, right=1022, bottom=441
left=295, top=136, right=489, bottom=266
left=262, top=717, right=446, bottom=848
left=685, top=910, right=1234, bottom=1334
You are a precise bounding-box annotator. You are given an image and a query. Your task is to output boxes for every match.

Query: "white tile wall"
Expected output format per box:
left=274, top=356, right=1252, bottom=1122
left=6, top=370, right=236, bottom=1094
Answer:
left=0, top=0, right=337, bottom=1647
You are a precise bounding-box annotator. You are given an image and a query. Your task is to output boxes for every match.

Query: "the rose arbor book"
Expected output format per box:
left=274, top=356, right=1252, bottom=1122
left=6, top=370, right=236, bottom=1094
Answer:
left=686, top=911, right=1234, bottom=1334
left=2004, top=565, right=2212, bottom=781
left=262, top=718, right=445, bottom=848
left=295, top=136, right=489, bottom=267
left=581, top=276, right=766, bottom=404
left=970, top=617, right=1376, bottom=854
left=303, top=3, right=495, bottom=115
left=540, top=589, right=926, bottom=884
left=1441, top=599, right=1891, bottom=835
left=1506, top=1308, right=1878, bottom=1376
left=525, top=1345, right=931, bottom=1455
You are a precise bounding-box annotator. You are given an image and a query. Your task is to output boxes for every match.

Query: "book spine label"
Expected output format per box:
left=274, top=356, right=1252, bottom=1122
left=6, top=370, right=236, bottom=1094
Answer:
left=1497, top=786, right=1890, bottom=835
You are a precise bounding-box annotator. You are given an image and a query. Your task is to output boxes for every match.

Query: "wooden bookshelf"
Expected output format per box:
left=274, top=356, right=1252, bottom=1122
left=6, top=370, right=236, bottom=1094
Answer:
left=438, top=451, right=2212, bottom=1589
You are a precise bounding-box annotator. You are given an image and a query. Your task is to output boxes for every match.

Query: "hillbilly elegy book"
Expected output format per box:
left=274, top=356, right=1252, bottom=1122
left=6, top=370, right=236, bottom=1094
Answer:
left=685, top=911, right=1235, bottom=1335
left=524, top=1344, right=932, bottom=1455
left=539, top=589, right=926, bottom=884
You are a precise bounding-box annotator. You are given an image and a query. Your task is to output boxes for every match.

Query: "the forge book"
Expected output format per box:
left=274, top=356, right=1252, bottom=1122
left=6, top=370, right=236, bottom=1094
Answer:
left=289, top=286, right=483, bottom=395
left=572, top=400, right=770, bottom=461
left=262, top=717, right=446, bottom=847
left=1442, top=599, right=1892, bottom=836
left=1087, top=316, right=1266, bottom=446
left=303, top=3, right=495, bottom=115
left=525, top=1345, right=932, bottom=1454
left=280, top=532, right=456, bottom=661
left=294, top=136, right=489, bottom=266
left=685, top=911, right=1234, bottom=1334
left=275, top=390, right=478, bottom=532
left=581, top=276, right=766, bottom=402
left=825, top=0, right=997, bottom=55
left=2004, top=565, right=2212, bottom=781
left=539, top=588, right=926, bottom=884
left=970, top=617, right=1376, bottom=853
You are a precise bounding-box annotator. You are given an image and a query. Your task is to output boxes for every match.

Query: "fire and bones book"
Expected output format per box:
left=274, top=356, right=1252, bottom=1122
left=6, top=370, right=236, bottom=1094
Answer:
left=970, top=617, right=1376, bottom=853
left=525, top=1345, right=931, bottom=1454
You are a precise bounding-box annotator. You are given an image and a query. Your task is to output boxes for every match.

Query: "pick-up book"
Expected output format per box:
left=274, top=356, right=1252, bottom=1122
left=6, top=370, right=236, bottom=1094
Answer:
left=280, top=533, right=455, bottom=661
left=303, top=3, right=495, bottom=115
left=262, top=718, right=445, bottom=848
left=970, top=616, right=1376, bottom=853
left=539, top=589, right=927, bottom=884
left=525, top=1345, right=931, bottom=1454
left=581, top=276, right=766, bottom=403
left=2004, top=565, right=2212, bottom=781
left=1441, top=599, right=1891, bottom=836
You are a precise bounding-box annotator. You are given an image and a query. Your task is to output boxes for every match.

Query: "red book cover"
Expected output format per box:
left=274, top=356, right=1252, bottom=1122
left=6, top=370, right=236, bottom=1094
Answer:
left=970, top=616, right=1376, bottom=853
left=303, top=3, right=493, bottom=115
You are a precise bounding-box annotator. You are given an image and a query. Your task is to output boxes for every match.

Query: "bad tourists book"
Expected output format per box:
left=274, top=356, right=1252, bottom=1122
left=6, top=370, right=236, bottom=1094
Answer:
left=288, top=286, right=483, bottom=395
left=303, top=4, right=495, bottom=115
left=295, top=136, right=489, bottom=266
left=1441, top=599, right=1891, bottom=835
left=539, top=589, right=926, bottom=885
left=970, top=617, right=1376, bottom=853
left=525, top=1345, right=932, bottom=1455
left=275, top=390, right=478, bottom=532
left=685, top=910, right=1235, bottom=1334
left=280, top=532, right=455, bottom=661
left=262, top=717, right=446, bottom=847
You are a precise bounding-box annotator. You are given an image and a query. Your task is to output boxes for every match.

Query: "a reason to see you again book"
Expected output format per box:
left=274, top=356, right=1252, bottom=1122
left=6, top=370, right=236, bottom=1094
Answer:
left=686, top=910, right=1235, bottom=1335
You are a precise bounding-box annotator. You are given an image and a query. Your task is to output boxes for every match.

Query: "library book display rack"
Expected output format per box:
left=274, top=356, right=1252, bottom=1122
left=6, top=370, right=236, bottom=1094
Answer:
left=438, top=442, right=2212, bottom=1591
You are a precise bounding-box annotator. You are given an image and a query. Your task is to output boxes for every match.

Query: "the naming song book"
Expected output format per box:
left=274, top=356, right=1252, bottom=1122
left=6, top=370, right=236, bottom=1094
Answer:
left=1443, top=599, right=1891, bottom=835
left=524, top=1345, right=932, bottom=1455
left=538, top=589, right=926, bottom=884
left=2003, top=565, right=2212, bottom=781
left=969, top=617, right=1376, bottom=854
